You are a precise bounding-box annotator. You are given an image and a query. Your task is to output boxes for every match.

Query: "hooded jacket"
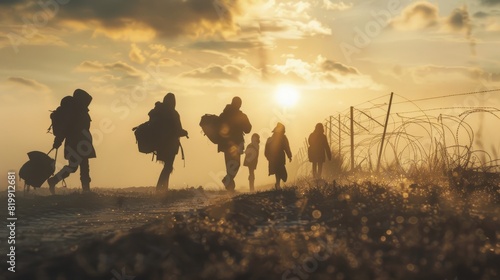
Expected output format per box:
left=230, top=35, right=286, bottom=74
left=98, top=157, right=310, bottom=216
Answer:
left=217, top=104, right=252, bottom=152
left=148, top=93, right=187, bottom=161
left=62, top=89, right=96, bottom=161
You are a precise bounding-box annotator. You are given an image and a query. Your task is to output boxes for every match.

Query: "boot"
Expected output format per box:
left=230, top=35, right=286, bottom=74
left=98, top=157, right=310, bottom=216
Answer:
left=47, top=176, right=57, bottom=195
left=82, top=181, right=90, bottom=193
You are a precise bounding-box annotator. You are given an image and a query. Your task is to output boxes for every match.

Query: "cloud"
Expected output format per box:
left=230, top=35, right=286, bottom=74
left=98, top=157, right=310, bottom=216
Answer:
left=473, top=9, right=500, bottom=19
left=190, top=40, right=261, bottom=50
left=157, top=58, right=181, bottom=67
left=235, top=18, right=331, bottom=42
left=182, top=64, right=244, bottom=81
left=322, top=0, right=353, bottom=11
left=145, top=44, right=182, bottom=59
left=269, top=55, right=379, bottom=89
left=226, top=0, right=331, bottom=44
left=129, top=43, right=146, bottom=64
left=389, top=1, right=439, bottom=30
left=447, top=6, right=472, bottom=32
left=321, top=60, right=359, bottom=75
left=446, top=6, right=475, bottom=54
left=1, top=0, right=331, bottom=54
left=480, top=0, right=500, bottom=6
left=410, top=65, right=500, bottom=84
left=75, top=60, right=146, bottom=80
left=6, top=77, right=50, bottom=93
left=26, top=0, right=252, bottom=40
left=473, top=11, right=490, bottom=18
left=76, top=61, right=105, bottom=72
left=390, top=2, right=473, bottom=33
left=104, top=62, right=145, bottom=79
left=0, top=0, right=251, bottom=41
left=178, top=54, right=379, bottom=90
left=256, top=18, right=332, bottom=39
left=0, top=28, right=67, bottom=51
left=390, top=2, right=476, bottom=54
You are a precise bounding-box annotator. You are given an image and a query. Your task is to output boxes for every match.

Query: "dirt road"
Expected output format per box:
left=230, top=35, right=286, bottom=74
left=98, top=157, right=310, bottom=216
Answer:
left=3, top=188, right=229, bottom=272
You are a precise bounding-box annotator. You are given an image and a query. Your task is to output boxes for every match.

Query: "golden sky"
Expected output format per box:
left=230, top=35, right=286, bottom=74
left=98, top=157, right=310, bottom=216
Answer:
left=1, top=0, right=500, bottom=189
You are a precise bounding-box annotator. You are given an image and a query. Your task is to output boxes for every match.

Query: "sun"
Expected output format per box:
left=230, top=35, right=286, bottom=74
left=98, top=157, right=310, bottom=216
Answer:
left=275, top=84, right=300, bottom=108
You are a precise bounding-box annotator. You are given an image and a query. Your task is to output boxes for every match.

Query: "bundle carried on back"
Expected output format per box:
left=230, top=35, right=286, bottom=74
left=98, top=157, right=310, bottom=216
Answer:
left=132, top=121, right=158, bottom=154
left=47, top=96, right=74, bottom=138
left=199, top=114, right=221, bottom=144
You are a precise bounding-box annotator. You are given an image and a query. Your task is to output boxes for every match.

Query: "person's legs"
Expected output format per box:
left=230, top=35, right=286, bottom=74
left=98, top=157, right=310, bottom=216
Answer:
left=317, top=162, right=324, bottom=179
left=157, top=153, right=175, bottom=191
left=312, top=162, right=318, bottom=179
left=223, top=145, right=241, bottom=191
left=275, top=174, right=280, bottom=190
left=156, top=166, right=171, bottom=191
left=48, top=160, right=79, bottom=194
left=248, top=168, right=255, bottom=192
left=79, top=158, right=91, bottom=192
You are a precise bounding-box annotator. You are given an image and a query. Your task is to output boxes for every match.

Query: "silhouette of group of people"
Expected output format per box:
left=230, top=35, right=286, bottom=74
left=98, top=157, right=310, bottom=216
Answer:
left=46, top=91, right=332, bottom=194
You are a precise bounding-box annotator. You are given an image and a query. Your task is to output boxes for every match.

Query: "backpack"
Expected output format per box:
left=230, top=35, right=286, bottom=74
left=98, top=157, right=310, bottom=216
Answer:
left=200, top=114, right=221, bottom=144
left=19, top=151, right=55, bottom=189
left=48, top=96, right=74, bottom=138
left=132, top=121, right=158, bottom=154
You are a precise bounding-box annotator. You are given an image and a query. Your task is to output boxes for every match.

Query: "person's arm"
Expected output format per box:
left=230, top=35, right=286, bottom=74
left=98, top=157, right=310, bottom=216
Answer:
left=284, top=136, right=292, bottom=162
left=53, top=135, right=64, bottom=149
left=175, top=111, right=188, bottom=138
left=241, top=113, right=252, bottom=134
left=324, top=135, right=332, bottom=160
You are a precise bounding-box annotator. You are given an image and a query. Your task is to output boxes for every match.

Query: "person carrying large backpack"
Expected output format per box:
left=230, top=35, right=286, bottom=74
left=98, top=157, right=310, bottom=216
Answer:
left=149, top=92, right=188, bottom=191
left=218, top=96, right=252, bottom=191
left=47, top=89, right=96, bottom=194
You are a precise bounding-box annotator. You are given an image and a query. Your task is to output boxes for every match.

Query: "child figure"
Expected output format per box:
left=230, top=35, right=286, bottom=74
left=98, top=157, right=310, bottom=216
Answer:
left=243, top=133, right=260, bottom=192
left=265, top=123, right=292, bottom=190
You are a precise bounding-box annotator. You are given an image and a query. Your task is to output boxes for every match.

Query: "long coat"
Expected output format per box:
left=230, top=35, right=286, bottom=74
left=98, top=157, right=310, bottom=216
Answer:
left=265, top=132, right=292, bottom=180
left=148, top=102, right=187, bottom=162
left=217, top=104, right=252, bottom=152
left=308, top=131, right=331, bottom=163
left=56, top=89, right=96, bottom=162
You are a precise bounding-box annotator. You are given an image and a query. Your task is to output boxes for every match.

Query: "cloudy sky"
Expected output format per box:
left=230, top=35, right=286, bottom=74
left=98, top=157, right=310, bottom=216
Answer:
left=1, top=0, right=499, bottom=189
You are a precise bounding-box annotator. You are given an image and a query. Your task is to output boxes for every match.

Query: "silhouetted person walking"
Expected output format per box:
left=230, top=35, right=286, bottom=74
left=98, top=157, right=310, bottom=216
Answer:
left=149, top=93, right=188, bottom=191
left=218, top=96, right=252, bottom=191
left=308, top=123, right=332, bottom=179
left=47, top=89, right=96, bottom=194
left=243, top=133, right=260, bottom=192
left=265, top=123, right=292, bottom=190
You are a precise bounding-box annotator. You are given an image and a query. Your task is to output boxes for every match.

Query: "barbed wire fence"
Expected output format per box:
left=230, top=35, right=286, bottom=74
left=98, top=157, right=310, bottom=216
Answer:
left=294, top=89, right=500, bottom=187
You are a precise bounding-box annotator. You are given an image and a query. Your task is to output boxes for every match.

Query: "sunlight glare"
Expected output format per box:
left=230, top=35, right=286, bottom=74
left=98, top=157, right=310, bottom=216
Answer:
left=275, top=84, right=300, bottom=108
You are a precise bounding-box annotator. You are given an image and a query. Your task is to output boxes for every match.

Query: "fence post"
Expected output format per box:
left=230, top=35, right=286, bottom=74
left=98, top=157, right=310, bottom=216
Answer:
left=329, top=116, right=333, bottom=147
left=338, top=114, right=341, bottom=154
left=376, top=92, right=394, bottom=172
left=350, top=106, right=354, bottom=171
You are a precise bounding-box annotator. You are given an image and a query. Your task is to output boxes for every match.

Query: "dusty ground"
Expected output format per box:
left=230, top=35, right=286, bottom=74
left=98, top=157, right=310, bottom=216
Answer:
left=1, top=182, right=500, bottom=280
left=1, top=187, right=230, bottom=277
